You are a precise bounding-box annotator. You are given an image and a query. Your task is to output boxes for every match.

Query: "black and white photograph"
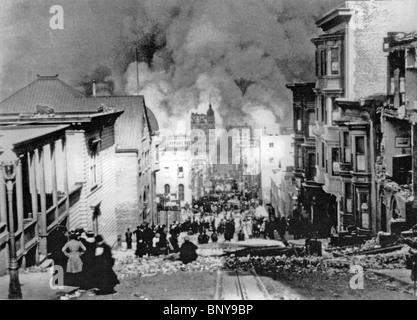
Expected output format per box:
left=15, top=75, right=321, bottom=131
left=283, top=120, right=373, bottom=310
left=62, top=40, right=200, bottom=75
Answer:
left=0, top=0, right=417, bottom=303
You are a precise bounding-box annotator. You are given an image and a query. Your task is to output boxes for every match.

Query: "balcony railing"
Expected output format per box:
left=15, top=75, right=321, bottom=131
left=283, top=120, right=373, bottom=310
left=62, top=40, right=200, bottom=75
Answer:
left=23, top=219, right=37, bottom=248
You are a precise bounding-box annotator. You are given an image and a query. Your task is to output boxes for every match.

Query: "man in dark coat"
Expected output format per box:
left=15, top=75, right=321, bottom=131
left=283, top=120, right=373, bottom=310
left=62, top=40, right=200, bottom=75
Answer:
left=125, top=228, right=133, bottom=249
left=211, top=232, right=218, bottom=243
left=201, top=230, right=209, bottom=244
left=179, top=236, right=198, bottom=264
left=224, top=220, right=235, bottom=241
left=278, top=217, right=287, bottom=240
left=133, top=226, right=147, bottom=257
left=143, top=223, right=154, bottom=256
left=265, top=219, right=275, bottom=240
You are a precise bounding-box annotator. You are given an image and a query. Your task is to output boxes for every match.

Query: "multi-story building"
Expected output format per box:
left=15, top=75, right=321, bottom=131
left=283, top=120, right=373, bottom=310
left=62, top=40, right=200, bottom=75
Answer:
left=374, top=31, right=417, bottom=234
left=0, top=107, right=123, bottom=276
left=156, top=134, right=193, bottom=210
left=260, top=131, right=295, bottom=205
left=286, top=83, right=316, bottom=220
left=306, top=0, right=417, bottom=235
left=0, top=75, right=160, bottom=240
left=270, top=167, right=296, bottom=219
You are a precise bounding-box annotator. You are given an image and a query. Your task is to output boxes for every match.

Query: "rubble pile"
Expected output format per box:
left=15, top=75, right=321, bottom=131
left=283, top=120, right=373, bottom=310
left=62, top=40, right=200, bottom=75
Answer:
left=114, top=255, right=224, bottom=278
left=224, top=247, right=409, bottom=275
left=350, top=251, right=408, bottom=270
left=224, top=256, right=330, bottom=275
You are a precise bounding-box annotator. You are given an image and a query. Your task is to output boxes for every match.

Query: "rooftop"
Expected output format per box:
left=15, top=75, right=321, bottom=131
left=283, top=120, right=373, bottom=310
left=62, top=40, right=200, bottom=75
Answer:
left=315, top=5, right=352, bottom=32
left=0, top=125, right=69, bottom=151
left=0, top=75, right=159, bottom=151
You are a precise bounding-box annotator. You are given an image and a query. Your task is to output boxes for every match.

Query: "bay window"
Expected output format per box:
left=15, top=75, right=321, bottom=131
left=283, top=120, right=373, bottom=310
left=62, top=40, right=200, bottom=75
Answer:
left=342, top=132, right=351, bottom=163
left=331, top=47, right=340, bottom=75
left=308, top=111, right=315, bottom=137
left=332, top=148, right=340, bottom=175
left=355, top=136, right=366, bottom=172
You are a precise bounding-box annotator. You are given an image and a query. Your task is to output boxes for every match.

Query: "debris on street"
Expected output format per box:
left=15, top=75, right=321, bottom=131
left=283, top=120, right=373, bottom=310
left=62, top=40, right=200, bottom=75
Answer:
left=114, top=255, right=224, bottom=278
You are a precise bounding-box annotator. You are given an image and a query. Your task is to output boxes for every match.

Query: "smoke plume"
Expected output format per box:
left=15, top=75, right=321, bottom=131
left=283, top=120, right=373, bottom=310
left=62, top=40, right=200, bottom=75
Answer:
left=0, top=0, right=344, bottom=130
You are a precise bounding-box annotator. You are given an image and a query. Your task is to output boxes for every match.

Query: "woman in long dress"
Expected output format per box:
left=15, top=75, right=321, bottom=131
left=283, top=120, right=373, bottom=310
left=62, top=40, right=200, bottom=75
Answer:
left=61, top=231, right=86, bottom=286
left=94, top=235, right=119, bottom=295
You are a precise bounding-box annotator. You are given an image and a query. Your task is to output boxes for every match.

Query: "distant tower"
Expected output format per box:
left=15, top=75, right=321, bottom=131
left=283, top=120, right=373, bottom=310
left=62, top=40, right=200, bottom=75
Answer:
left=207, top=103, right=215, bottom=129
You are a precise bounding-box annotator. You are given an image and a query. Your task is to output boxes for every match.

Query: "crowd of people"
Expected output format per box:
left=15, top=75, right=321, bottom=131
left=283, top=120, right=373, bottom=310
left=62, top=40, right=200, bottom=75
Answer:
left=49, top=227, right=119, bottom=295
left=124, top=191, right=319, bottom=262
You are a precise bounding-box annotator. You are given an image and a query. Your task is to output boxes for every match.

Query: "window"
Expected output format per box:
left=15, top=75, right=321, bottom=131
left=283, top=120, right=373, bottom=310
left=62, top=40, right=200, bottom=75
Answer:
left=321, top=96, right=326, bottom=124
left=164, top=184, right=170, bottom=194
left=331, top=98, right=339, bottom=123
left=307, top=153, right=316, bottom=181
left=331, top=47, right=340, bottom=75
left=308, top=111, right=315, bottom=137
left=178, top=184, right=185, bottom=201
left=355, top=137, right=366, bottom=172
left=164, top=167, right=169, bottom=178
left=270, top=157, right=274, bottom=164
left=342, top=132, right=351, bottom=163
left=332, top=148, right=340, bottom=175
left=358, top=193, right=370, bottom=229
left=321, top=142, right=326, bottom=168
left=406, top=47, right=416, bottom=69
left=345, top=182, right=352, bottom=214
left=269, top=143, right=274, bottom=148
left=88, top=138, right=101, bottom=188
left=178, top=166, right=184, bottom=178
left=321, top=49, right=327, bottom=76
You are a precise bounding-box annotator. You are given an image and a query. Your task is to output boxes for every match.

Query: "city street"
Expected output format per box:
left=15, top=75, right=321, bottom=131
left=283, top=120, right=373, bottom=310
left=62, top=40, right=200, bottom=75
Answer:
left=1, top=0, right=417, bottom=301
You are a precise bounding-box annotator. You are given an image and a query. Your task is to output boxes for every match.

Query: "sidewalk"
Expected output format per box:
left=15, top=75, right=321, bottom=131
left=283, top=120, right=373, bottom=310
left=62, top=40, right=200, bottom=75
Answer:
left=0, top=271, right=77, bottom=300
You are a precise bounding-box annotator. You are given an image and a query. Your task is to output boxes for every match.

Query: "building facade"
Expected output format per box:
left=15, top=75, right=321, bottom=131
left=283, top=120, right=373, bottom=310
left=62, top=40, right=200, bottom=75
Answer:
left=0, top=107, right=123, bottom=276
left=286, top=83, right=317, bottom=221
left=304, top=0, right=417, bottom=235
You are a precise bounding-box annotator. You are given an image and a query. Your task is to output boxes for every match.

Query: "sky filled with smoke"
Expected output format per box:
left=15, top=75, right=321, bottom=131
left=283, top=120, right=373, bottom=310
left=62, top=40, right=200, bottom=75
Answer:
left=0, top=0, right=344, bottom=130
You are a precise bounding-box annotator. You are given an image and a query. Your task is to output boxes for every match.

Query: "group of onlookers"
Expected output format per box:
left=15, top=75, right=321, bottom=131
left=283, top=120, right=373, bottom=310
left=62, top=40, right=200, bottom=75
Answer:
left=50, top=227, right=119, bottom=295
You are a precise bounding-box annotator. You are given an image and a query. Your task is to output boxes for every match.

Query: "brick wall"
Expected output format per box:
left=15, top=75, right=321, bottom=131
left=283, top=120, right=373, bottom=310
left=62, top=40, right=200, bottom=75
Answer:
left=351, top=0, right=417, bottom=99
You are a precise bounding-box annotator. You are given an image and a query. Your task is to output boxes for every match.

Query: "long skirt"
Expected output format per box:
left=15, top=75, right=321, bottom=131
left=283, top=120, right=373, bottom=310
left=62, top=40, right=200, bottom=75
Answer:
left=66, top=253, right=83, bottom=273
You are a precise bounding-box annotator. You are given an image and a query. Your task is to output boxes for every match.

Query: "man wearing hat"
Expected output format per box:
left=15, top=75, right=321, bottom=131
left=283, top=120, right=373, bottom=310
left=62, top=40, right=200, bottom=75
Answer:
left=179, top=236, right=198, bottom=264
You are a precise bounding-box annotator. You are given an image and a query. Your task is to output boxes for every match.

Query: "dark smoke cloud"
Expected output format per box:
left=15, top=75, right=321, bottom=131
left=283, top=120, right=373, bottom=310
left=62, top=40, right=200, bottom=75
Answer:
left=0, top=0, right=344, bottom=129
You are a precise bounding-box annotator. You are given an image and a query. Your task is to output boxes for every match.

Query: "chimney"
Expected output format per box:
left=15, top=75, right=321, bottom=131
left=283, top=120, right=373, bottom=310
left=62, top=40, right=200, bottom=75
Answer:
left=92, top=80, right=97, bottom=97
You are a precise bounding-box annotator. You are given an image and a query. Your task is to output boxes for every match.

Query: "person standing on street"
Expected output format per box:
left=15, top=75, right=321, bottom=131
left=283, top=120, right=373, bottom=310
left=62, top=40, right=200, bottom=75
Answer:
left=61, top=231, right=86, bottom=287
left=179, top=236, right=198, bottom=264
left=94, top=235, right=119, bottom=295
left=80, top=231, right=97, bottom=290
left=125, top=228, right=133, bottom=250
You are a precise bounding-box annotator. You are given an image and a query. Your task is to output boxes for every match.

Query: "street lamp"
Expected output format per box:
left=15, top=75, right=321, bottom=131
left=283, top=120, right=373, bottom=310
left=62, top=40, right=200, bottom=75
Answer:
left=0, top=148, right=22, bottom=299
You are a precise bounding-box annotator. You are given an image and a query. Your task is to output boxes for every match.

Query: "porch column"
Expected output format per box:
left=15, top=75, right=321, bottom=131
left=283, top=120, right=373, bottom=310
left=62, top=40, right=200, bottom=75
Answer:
left=29, top=151, right=40, bottom=265
left=0, top=165, right=7, bottom=225
left=29, top=152, right=38, bottom=222
left=16, top=160, right=25, bottom=263
left=38, top=147, right=47, bottom=256
left=50, top=142, right=58, bottom=221
left=62, top=137, right=70, bottom=216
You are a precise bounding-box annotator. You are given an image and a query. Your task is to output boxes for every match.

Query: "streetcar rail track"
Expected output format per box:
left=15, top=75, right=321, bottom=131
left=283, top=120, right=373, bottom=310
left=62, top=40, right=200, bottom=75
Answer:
left=216, top=269, right=272, bottom=300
